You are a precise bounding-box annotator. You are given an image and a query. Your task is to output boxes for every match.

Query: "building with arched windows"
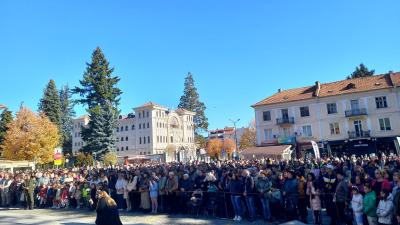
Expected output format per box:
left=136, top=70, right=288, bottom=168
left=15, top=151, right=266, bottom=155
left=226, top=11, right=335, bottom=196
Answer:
left=71, top=102, right=196, bottom=162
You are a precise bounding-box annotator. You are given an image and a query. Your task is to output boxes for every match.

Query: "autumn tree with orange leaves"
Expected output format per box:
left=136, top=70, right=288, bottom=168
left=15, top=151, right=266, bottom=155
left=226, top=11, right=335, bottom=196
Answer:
left=1, top=107, right=60, bottom=164
left=206, top=138, right=236, bottom=159
left=206, top=138, right=223, bottom=158
left=223, top=138, right=236, bottom=157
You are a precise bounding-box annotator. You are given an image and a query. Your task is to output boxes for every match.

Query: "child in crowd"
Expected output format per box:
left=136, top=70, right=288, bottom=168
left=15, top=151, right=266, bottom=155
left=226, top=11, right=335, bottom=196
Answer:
left=82, top=183, right=90, bottom=208
left=60, top=185, right=69, bottom=208
left=351, top=186, right=364, bottom=225
left=149, top=177, right=159, bottom=214
left=53, top=184, right=61, bottom=209
left=74, top=183, right=82, bottom=209
left=38, top=184, right=48, bottom=208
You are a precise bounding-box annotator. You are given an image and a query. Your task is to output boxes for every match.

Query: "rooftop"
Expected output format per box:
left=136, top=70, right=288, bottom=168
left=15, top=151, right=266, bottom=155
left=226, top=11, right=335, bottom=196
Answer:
left=252, top=72, right=400, bottom=107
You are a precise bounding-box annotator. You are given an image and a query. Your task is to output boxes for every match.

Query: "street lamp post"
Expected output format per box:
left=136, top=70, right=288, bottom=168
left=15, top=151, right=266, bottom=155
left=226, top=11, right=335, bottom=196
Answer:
left=229, top=118, right=240, bottom=159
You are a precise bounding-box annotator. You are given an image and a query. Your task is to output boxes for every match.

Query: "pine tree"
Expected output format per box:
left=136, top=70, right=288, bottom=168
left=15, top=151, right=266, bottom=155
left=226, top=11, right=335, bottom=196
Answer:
left=59, top=85, right=76, bottom=154
left=73, top=47, right=121, bottom=157
left=73, top=47, right=122, bottom=109
left=81, top=102, right=117, bottom=157
left=178, top=72, right=209, bottom=134
left=347, top=63, right=375, bottom=79
left=38, top=79, right=62, bottom=128
left=0, top=109, right=13, bottom=147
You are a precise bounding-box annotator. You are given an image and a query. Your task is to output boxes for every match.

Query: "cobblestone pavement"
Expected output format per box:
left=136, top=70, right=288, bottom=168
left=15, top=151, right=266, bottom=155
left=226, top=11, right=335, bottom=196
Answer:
left=0, top=208, right=271, bottom=225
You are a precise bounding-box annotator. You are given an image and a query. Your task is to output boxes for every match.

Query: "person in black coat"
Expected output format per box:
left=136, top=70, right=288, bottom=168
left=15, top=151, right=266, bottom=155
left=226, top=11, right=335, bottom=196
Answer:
left=95, top=191, right=123, bottom=225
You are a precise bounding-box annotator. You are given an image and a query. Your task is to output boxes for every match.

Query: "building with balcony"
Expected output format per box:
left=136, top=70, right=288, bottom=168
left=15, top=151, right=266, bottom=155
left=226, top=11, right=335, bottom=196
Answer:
left=72, top=102, right=196, bottom=162
left=252, top=72, right=400, bottom=156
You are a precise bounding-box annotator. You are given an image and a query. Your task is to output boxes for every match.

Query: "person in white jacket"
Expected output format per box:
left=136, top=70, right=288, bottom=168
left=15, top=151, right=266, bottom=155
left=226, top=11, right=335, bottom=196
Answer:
left=351, top=186, right=364, bottom=225
left=376, top=189, right=394, bottom=225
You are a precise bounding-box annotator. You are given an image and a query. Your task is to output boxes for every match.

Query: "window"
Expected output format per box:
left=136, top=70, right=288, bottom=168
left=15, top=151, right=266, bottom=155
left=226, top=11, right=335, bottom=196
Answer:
left=117, top=147, right=119, bottom=151
left=139, top=112, right=141, bottom=118
left=302, top=125, right=312, bottom=137
left=132, top=125, right=135, bottom=130
left=147, top=123, right=149, bottom=128
left=376, top=96, right=388, bottom=109
left=144, top=137, right=146, bottom=144
left=329, top=122, right=340, bottom=135
left=121, top=137, right=124, bottom=141
left=139, top=137, right=142, bottom=144
left=300, top=106, right=310, bottom=117
left=126, top=146, right=128, bottom=150
left=148, top=136, right=150, bottom=143
left=147, top=111, right=149, bottom=118
left=125, top=126, right=128, bottom=131
left=264, top=128, right=273, bottom=141
left=120, top=126, right=124, bottom=132
left=126, top=136, right=128, bottom=141
left=139, top=124, right=141, bottom=129
left=116, top=127, right=119, bottom=132
left=121, top=147, right=124, bottom=151
left=170, top=136, right=173, bottom=143
left=143, top=123, right=145, bottom=129
left=262, top=111, right=271, bottom=121
left=327, top=103, right=337, bottom=114
left=157, top=136, right=159, bottom=142
left=379, top=118, right=391, bottom=131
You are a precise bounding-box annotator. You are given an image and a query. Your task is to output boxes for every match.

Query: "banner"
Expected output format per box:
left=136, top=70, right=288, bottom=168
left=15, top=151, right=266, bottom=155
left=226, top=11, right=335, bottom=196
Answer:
left=54, top=147, right=62, bottom=166
left=311, top=141, right=320, bottom=160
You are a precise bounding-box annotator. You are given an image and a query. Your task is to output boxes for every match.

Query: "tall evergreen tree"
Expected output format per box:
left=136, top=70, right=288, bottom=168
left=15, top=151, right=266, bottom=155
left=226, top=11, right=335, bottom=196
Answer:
left=73, top=47, right=121, bottom=157
left=59, top=85, right=76, bottom=154
left=178, top=72, right=209, bottom=134
left=347, top=63, right=375, bottom=79
left=38, top=79, right=62, bottom=128
left=0, top=109, right=13, bottom=146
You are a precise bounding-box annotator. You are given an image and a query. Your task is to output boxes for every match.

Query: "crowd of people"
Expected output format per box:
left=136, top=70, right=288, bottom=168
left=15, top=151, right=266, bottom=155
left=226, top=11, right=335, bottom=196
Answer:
left=1, top=155, right=400, bottom=224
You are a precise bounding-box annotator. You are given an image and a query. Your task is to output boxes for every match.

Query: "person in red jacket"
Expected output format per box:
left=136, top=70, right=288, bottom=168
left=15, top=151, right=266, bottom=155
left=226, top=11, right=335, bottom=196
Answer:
left=372, top=169, right=391, bottom=201
left=38, top=184, right=48, bottom=208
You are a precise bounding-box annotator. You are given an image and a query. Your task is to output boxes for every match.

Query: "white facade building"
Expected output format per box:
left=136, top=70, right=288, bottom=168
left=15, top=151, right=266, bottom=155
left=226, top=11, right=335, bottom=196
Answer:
left=72, top=102, right=196, bottom=162
left=252, top=72, right=400, bottom=156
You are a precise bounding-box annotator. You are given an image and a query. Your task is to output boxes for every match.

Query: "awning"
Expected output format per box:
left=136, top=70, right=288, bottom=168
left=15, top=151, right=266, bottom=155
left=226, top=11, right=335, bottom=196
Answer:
left=240, top=145, right=292, bottom=160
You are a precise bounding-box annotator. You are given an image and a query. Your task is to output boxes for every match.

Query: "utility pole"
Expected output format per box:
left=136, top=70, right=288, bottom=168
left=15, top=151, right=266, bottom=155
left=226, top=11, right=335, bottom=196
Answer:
left=229, top=118, right=240, bottom=159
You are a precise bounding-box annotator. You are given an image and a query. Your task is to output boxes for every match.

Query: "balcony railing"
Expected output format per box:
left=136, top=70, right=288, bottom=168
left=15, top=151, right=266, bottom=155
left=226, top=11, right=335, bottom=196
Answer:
left=345, top=108, right=367, bottom=117
left=348, top=130, right=371, bottom=139
left=276, top=117, right=295, bottom=125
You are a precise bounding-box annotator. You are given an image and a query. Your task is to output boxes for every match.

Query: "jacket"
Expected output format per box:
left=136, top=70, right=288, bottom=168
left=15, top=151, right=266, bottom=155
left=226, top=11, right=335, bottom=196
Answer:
left=376, top=198, right=394, bottom=224
left=351, top=193, right=363, bottom=213
left=363, top=191, right=377, bottom=217
left=228, top=179, right=243, bottom=196
left=257, top=177, right=272, bottom=198
left=335, top=180, right=348, bottom=203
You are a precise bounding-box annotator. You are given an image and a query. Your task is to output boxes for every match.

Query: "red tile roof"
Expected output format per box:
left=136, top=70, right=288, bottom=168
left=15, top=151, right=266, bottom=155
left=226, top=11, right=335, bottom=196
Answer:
left=252, top=72, right=400, bottom=107
left=138, top=101, right=165, bottom=108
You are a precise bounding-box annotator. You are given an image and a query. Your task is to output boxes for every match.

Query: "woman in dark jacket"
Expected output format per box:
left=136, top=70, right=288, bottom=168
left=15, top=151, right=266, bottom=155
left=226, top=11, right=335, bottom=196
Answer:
left=228, top=173, right=244, bottom=221
left=96, top=191, right=123, bottom=225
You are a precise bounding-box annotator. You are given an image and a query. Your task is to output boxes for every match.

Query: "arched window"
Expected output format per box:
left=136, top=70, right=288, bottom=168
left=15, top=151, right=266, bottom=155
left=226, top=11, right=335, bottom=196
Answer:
left=121, top=137, right=124, bottom=141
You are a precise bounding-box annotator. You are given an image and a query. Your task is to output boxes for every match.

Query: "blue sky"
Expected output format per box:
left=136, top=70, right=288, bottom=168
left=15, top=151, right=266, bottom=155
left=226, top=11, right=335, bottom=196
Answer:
left=1, top=1, right=399, bottom=130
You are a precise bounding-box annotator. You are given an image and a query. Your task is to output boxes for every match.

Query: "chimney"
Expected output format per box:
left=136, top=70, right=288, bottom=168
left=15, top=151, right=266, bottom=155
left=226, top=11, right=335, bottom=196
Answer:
left=314, top=81, right=321, bottom=97
left=278, top=88, right=282, bottom=93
